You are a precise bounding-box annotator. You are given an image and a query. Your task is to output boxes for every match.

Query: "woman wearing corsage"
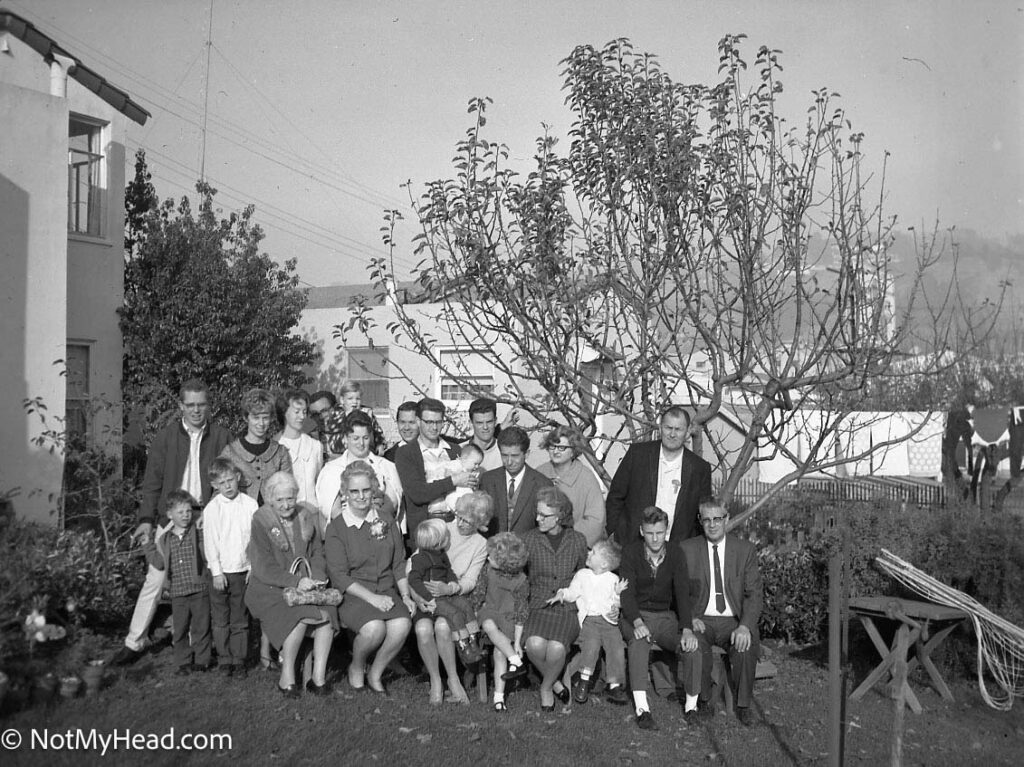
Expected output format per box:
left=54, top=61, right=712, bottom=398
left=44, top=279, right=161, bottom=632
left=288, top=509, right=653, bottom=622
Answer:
left=325, top=460, right=415, bottom=694
left=245, top=472, right=338, bottom=698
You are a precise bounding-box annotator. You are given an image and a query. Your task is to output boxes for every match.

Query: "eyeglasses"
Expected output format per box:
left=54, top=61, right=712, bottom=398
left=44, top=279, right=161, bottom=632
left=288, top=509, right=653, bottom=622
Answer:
left=547, top=444, right=572, bottom=453
left=455, top=515, right=475, bottom=525
left=700, top=516, right=728, bottom=526
left=420, top=418, right=444, bottom=426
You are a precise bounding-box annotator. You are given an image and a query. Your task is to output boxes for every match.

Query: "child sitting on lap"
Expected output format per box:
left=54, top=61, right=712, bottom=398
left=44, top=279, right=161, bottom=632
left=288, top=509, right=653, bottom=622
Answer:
left=409, top=519, right=484, bottom=664
left=548, top=539, right=629, bottom=705
left=472, top=532, right=530, bottom=712
left=425, top=443, right=484, bottom=518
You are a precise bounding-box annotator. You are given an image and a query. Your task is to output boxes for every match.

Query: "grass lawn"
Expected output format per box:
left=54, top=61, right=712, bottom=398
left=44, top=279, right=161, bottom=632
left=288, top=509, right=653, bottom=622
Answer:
left=3, top=638, right=1023, bottom=766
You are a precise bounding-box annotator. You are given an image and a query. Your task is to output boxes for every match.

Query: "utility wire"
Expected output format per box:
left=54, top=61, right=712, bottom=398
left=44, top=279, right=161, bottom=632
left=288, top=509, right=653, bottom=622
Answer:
left=12, top=2, right=409, bottom=212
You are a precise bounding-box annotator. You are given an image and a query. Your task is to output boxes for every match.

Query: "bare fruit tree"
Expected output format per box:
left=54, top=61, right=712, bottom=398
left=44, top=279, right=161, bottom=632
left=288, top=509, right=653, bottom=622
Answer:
left=343, top=36, right=998, bottom=521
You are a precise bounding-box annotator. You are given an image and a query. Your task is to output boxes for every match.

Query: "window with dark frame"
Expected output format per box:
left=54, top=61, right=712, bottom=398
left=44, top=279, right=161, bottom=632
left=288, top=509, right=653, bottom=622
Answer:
left=65, top=344, right=90, bottom=441
left=68, top=117, right=105, bottom=236
left=346, top=346, right=390, bottom=411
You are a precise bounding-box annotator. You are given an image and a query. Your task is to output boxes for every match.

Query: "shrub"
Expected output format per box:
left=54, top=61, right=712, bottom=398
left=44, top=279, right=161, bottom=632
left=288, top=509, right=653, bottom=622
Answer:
left=758, top=541, right=831, bottom=644
left=750, top=501, right=1024, bottom=650
left=0, top=518, right=145, bottom=664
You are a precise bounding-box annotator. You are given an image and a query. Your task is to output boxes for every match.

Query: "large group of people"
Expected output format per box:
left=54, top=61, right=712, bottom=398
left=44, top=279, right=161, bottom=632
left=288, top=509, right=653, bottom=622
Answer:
left=112, top=381, right=763, bottom=731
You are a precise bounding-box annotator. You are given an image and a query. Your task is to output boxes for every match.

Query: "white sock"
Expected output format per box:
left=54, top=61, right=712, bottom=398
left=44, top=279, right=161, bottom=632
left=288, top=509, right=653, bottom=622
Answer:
left=508, top=654, right=522, bottom=667
left=493, top=692, right=505, bottom=703
left=633, top=691, right=649, bottom=715
left=684, top=693, right=699, bottom=712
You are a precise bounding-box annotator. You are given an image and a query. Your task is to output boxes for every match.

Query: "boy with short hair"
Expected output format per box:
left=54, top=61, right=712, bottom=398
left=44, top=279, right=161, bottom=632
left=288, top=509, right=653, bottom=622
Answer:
left=203, top=458, right=258, bottom=676
left=145, top=490, right=211, bottom=674
left=549, top=539, right=630, bottom=705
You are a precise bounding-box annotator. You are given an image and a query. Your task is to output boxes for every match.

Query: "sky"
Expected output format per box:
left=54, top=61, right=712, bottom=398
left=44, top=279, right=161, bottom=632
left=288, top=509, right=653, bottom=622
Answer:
left=13, top=0, right=1024, bottom=287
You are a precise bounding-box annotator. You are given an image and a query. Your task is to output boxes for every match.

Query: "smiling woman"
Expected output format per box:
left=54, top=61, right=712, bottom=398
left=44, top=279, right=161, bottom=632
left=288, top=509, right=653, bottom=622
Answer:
left=219, top=389, right=293, bottom=506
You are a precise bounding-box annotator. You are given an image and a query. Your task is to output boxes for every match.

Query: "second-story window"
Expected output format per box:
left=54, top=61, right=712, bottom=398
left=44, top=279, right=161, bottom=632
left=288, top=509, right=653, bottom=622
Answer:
left=68, top=117, right=105, bottom=236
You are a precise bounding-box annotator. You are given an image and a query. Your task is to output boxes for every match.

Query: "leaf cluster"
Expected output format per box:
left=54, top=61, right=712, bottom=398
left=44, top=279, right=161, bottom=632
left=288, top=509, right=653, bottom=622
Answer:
left=121, top=154, right=315, bottom=437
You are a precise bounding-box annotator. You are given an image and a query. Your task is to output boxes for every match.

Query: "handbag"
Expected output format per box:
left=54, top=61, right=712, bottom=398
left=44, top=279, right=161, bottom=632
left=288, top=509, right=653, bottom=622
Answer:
left=283, top=557, right=343, bottom=607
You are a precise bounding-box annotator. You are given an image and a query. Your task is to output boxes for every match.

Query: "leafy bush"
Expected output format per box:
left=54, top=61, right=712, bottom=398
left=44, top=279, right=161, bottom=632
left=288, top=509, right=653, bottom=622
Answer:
left=751, top=501, right=1024, bottom=647
left=758, top=541, right=831, bottom=644
left=0, top=518, right=145, bottom=664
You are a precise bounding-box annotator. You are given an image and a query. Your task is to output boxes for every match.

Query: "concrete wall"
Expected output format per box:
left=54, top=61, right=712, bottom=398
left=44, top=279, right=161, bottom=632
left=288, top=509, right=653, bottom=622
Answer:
left=65, top=78, right=126, bottom=454
left=0, top=81, right=68, bottom=523
left=0, top=34, right=128, bottom=523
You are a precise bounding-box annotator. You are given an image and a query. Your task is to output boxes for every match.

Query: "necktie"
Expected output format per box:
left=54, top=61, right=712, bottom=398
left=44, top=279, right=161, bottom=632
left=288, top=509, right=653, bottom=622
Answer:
left=713, top=544, right=726, bottom=613
left=507, top=478, right=516, bottom=531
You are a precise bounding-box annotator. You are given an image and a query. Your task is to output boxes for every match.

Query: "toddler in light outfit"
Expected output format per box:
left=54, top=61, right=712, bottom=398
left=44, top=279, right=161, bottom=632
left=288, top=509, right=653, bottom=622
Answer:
left=425, top=443, right=484, bottom=517
left=548, top=539, right=629, bottom=705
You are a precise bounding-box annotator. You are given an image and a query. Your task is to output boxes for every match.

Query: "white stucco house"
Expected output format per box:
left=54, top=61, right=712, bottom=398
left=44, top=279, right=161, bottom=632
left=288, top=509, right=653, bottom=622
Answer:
left=0, top=11, right=149, bottom=523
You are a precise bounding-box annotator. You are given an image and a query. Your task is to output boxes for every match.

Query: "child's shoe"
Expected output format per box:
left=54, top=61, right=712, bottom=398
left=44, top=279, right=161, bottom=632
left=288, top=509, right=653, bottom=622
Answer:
left=572, top=677, right=592, bottom=704
left=501, top=660, right=528, bottom=681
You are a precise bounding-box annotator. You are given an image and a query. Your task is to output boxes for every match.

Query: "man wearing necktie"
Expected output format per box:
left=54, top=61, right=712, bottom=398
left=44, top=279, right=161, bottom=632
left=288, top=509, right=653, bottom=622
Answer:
left=480, top=426, right=552, bottom=536
left=679, top=498, right=763, bottom=726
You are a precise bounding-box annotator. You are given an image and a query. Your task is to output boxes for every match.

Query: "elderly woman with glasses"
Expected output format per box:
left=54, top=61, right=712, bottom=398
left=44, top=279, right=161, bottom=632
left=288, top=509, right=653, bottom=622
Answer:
left=325, top=460, right=415, bottom=695
left=537, top=426, right=606, bottom=546
left=246, top=471, right=337, bottom=698
left=522, top=486, right=588, bottom=711
left=410, top=491, right=493, bottom=704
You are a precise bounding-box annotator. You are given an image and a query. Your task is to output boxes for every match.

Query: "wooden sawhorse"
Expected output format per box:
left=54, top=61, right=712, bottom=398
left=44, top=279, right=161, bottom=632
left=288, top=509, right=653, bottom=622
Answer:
left=849, top=596, right=967, bottom=713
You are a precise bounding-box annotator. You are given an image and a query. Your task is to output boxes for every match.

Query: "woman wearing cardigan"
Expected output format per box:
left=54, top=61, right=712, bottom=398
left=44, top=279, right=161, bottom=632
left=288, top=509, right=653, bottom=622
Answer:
left=536, top=425, right=606, bottom=546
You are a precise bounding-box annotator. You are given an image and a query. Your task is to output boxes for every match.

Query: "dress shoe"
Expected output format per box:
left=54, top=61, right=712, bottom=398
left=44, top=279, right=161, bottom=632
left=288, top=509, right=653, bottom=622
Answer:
left=604, top=685, right=629, bottom=706
left=305, top=680, right=332, bottom=697
left=111, top=646, right=143, bottom=667
left=553, top=685, right=570, bottom=705
left=278, top=683, right=301, bottom=699
left=736, top=706, right=756, bottom=726
left=175, top=664, right=193, bottom=676
left=572, top=678, right=591, bottom=704
left=500, top=662, right=528, bottom=681
left=219, top=664, right=235, bottom=678
left=540, top=702, right=555, bottom=712
left=636, top=710, right=658, bottom=730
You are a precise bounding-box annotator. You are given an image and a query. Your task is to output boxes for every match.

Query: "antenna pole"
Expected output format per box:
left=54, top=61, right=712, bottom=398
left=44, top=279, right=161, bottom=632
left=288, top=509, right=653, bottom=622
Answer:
left=199, top=0, right=214, bottom=182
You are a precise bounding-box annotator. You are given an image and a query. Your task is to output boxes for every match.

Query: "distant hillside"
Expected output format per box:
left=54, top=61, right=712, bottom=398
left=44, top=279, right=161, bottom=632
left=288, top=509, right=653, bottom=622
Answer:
left=888, top=230, right=1023, bottom=354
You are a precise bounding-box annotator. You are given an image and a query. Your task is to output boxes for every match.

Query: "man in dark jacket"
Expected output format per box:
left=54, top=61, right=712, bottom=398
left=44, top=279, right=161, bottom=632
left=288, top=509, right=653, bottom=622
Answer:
left=111, top=379, right=232, bottom=665
left=605, top=406, right=712, bottom=545
left=619, top=506, right=697, bottom=730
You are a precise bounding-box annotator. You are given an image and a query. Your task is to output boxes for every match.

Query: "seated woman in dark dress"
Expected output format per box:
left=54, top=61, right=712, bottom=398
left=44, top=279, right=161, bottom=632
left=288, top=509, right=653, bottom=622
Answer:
left=522, top=486, right=588, bottom=711
left=324, top=460, right=415, bottom=694
left=246, top=471, right=337, bottom=698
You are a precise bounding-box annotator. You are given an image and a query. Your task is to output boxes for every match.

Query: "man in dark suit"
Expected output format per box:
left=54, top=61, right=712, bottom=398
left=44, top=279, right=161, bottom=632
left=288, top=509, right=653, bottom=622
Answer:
left=606, top=406, right=712, bottom=545
left=480, top=426, right=552, bottom=536
left=393, top=398, right=477, bottom=541
left=680, top=498, right=763, bottom=726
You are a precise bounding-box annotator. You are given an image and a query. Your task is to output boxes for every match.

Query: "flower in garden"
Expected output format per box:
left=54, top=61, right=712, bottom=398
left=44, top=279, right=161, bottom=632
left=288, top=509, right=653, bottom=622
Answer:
left=66, top=598, right=78, bottom=614
left=25, top=609, right=46, bottom=629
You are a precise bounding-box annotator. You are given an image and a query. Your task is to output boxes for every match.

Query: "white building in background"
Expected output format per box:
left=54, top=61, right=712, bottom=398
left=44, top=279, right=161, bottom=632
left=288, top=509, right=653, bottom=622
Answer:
left=299, top=284, right=527, bottom=444
left=0, top=11, right=149, bottom=523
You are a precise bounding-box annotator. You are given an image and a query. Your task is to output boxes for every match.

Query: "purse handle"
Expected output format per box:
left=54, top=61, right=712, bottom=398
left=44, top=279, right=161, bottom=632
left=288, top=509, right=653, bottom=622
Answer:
left=289, top=556, right=313, bottom=579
